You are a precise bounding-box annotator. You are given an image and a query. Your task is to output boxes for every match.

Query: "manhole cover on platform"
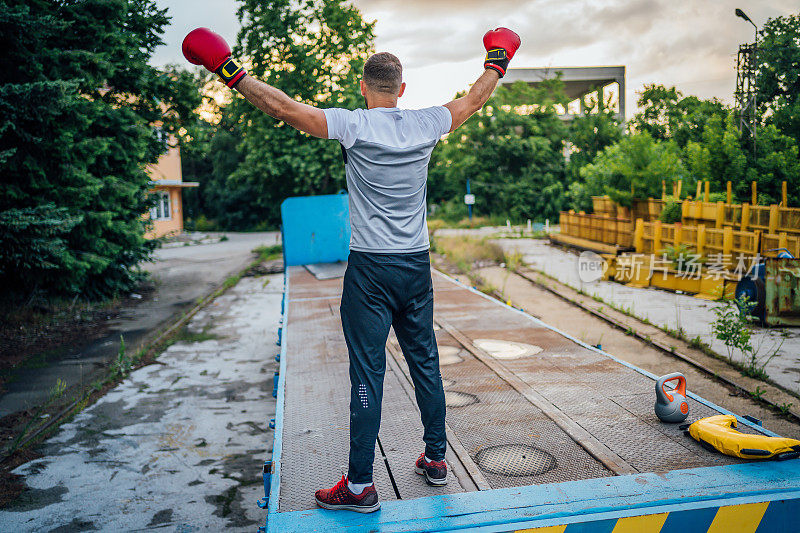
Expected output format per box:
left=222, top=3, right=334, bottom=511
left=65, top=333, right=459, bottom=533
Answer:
left=445, top=391, right=478, bottom=407
left=475, top=444, right=556, bottom=476
left=438, top=345, right=463, bottom=365
left=474, top=339, right=543, bottom=360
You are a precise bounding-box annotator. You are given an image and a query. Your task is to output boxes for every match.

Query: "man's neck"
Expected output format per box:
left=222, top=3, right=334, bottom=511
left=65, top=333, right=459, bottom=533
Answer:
left=366, top=98, right=398, bottom=109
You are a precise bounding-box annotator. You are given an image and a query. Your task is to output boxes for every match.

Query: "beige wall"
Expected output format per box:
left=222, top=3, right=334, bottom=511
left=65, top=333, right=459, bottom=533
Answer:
left=144, top=139, right=187, bottom=239
left=147, top=144, right=182, bottom=183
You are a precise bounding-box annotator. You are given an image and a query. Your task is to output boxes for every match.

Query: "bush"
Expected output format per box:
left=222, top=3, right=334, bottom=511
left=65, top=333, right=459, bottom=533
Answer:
left=426, top=219, right=446, bottom=237
left=580, top=133, right=686, bottom=207
left=659, top=196, right=683, bottom=223
left=708, top=192, right=728, bottom=203
left=186, top=215, right=220, bottom=232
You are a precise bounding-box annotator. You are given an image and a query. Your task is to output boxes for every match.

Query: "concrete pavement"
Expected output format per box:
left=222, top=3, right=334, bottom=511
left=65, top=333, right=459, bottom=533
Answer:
left=2, top=274, right=281, bottom=531
left=0, top=232, right=278, bottom=418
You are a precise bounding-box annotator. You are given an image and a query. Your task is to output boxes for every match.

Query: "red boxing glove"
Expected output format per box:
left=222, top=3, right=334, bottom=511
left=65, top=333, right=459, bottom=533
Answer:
left=182, top=28, right=247, bottom=88
left=483, top=28, right=521, bottom=77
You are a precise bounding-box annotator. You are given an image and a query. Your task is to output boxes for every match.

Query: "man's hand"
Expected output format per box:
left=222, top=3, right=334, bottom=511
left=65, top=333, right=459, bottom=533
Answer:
left=483, top=28, right=521, bottom=78
left=444, top=28, right=521, bottom=132
left=182, top=28, right=327, bottom=138
left=182, top=28, right=247, bottom=88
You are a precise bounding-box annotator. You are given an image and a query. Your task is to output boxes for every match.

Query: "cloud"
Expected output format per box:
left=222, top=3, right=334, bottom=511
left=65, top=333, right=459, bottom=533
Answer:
left=152, top=0, right=797, bottom=113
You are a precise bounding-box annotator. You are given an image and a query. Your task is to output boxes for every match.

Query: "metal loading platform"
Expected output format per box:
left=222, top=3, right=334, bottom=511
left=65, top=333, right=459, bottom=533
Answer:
left=263, top=264, right=800, bottom=533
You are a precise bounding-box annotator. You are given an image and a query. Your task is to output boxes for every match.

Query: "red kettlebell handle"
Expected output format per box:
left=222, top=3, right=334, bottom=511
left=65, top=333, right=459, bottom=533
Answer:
left=662, top=374, right=686, bottom=402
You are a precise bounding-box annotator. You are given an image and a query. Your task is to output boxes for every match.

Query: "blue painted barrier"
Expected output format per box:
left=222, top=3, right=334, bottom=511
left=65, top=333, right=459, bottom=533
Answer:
left=280, top=193, right=350, bottom=267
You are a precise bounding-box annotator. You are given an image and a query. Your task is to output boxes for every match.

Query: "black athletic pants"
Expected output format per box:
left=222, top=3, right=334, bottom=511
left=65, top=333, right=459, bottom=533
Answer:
left=340, top=250, right=446, bottom=484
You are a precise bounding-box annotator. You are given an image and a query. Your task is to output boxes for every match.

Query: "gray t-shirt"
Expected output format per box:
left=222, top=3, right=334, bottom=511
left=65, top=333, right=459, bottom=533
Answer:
left=323, top=106, right=452, bottom=253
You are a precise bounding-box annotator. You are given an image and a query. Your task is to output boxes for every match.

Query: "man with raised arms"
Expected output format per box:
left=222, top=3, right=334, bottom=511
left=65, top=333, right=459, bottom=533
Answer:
left=183, top=25, right=520, bottom=513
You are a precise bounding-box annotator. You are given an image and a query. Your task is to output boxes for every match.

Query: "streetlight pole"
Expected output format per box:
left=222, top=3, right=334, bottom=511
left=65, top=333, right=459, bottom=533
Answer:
left=735, top=8, right=758, bottom=147
left=466, top=178, right=472, bottom=221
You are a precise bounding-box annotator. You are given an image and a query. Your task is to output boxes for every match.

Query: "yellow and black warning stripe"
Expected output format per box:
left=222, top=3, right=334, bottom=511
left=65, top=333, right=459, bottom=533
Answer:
left=516, top=499, right=795, bottom=533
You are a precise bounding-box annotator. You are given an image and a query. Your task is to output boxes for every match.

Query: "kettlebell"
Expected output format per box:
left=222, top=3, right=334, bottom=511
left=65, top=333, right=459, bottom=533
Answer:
left=655, top=372, right=689, bottom=423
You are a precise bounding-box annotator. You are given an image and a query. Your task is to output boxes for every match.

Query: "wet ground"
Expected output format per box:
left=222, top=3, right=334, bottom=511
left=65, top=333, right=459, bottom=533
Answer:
left=0, top=232, right=278, bottom=419
left=1, top=274, right=281, bottom=531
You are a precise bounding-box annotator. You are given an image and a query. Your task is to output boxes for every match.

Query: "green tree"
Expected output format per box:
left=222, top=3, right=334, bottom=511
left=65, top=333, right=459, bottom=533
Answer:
left=682, top=114, right=800, bottom=206
left=579, top=133, right=686, bottom=207
left=632, top=84, right=727, bottom=148
left=213, top=0, right=375, bottom=229
left=565, top=96, right=622, bottom=211
left=747, top=123, right=800, bottom=206
left=429, top=81, right=568, bottom=222
left=0, top=0, right=199, bottom=302
left=757, top=14, right=800, bottom=143
left=568, top=97, right=622, bottom=172
left=179, top=75, right=245, bottom=229
left=683, top=114, right=747, bottom=190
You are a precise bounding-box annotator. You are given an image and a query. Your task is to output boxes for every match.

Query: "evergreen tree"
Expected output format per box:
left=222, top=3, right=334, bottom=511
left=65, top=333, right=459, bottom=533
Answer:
left=0, top=0, right=199, bottom=302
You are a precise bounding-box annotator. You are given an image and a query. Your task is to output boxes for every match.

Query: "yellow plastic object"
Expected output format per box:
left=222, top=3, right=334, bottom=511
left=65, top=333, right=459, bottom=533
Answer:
left=688, top=415, right=800, bottom=460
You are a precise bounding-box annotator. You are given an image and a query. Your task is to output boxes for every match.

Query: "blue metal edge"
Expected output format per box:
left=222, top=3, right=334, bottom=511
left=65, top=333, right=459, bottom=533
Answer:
left=265, top=271, right=290, bottom=526
left=266, top=460, right=800, bottom=532
left=431, top=269, right=780, bottom=438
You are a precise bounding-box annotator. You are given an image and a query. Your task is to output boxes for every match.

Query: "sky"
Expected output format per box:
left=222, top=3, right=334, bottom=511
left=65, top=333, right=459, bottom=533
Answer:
left=153, top=0, right=797, bottom=119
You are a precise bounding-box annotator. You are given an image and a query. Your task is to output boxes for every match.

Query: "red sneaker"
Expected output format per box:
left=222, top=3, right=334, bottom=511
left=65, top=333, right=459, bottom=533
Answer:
left=415, top=452, right=448, bottom=486
left=314, top=475, right=380, bottom=513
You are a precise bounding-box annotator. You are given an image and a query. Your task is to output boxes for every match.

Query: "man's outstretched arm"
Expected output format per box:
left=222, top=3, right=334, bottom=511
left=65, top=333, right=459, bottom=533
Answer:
left=444, top=70, right=500, bottom=132
left=182, top=27, right=327, bottom=138
left=444, top=28, right=521, bottom=133
left=234, top=76, right=327, bottom=138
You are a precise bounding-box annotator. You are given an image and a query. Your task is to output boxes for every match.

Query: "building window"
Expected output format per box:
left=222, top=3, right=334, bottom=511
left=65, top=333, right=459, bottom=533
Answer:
left=150, top=191, right=171, bottom=221
left=154, top=126, right=169, bottom=149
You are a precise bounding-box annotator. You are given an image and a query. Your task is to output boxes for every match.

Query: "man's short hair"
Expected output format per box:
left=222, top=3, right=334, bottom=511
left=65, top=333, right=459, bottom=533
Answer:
left=363, top=52, right=402, bottom=94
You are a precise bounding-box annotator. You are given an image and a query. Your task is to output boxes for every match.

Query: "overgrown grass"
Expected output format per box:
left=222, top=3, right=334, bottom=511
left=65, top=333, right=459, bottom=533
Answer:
left=163, top=326, right=221, bottom=349
left=431, top=236, right=505, bottom=272
left=253, top=244, right=283, bottom=262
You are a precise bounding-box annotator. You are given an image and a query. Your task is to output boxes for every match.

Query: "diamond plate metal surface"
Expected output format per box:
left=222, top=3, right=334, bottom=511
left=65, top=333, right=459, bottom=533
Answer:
left=431, top=270, right=762, bottom=476
left=378, top=366, right=462, bottom=497
left=426, top=331, right=613, bottom=488
left=280, top=268, right=393, bottom=511
left=279, top=266, right=768, bottom=513
left=279, top=267, right=463, bottom=512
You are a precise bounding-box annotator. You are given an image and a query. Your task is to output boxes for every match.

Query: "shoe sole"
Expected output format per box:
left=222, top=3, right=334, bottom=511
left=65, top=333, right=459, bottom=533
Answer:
left=415, top=465, right=448, bottom=486
left=315, top=498, right=380, bottom=513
